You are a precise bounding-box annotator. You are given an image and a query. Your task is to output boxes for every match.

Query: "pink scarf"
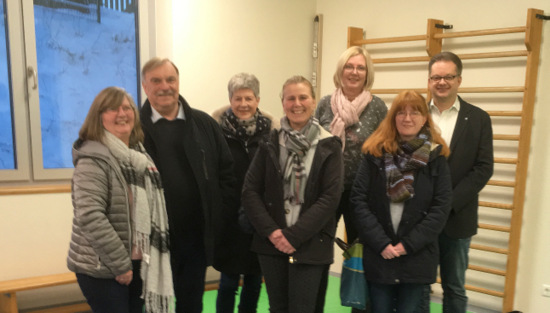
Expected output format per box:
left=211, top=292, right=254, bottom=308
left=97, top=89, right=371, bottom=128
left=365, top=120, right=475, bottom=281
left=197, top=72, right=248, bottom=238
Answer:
left=329, top=88, right=372, bottom=150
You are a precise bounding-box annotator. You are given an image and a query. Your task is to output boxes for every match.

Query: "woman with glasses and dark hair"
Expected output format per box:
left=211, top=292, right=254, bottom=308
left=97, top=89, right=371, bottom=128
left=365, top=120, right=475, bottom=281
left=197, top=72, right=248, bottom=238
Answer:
left=350, top=90, right=452, bottom=313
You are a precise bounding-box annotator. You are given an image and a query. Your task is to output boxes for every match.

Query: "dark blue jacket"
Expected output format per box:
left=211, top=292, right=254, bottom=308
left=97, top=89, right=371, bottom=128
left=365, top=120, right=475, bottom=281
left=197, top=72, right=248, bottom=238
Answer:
left=350, top=145, right=452, bottom=284
left=242, top=129, right=343, bottom=265
left=444, top=97, right=493, bottom=238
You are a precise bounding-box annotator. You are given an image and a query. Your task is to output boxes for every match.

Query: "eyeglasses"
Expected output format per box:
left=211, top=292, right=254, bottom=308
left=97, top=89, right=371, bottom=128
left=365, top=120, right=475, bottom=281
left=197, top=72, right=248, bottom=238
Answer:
left=343, top=64, right=367, bottom=73
left=429, top=75, right=458, bottom=82
left=396, top=110, right=422, bottom=118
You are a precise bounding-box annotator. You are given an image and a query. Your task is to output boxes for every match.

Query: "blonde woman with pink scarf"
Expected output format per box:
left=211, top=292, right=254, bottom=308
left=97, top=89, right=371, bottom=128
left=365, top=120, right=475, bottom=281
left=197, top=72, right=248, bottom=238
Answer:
left=314, top=46, right=387, bottom=313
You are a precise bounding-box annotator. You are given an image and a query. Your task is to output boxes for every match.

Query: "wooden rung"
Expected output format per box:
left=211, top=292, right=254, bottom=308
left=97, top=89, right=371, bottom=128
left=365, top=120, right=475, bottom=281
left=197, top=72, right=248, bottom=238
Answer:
left=487, top=111, right=522, bottom=117
left=478, top=201, right=513, bottom=210
left=486, top=179, right=515, bottom=187
left=468, top=264, right=507, bottom=276
left=493, top=134, right=519, bottom=141
left=435, top=279, right=505, bottom=298
left=494, top=157, right=518, bottom=164
left=373, top=56, right=430, bottom=64
left=433, top=26, right=526, bottom=39
left=353, top=34, right=426, bottom=45
left=370, top=88, right=427, bottom=95
left=465, top=284, right=505, bottom=298
left=369, top=86, right=524, bottom=94
left=478, top=223, right=511, bottom=232
left=26, top=302, right=91, bottom=313
left=457, top=50, right=528, bottom=60
left=457, top=86, right=524, bottom=93
left=371, top=51, right=527, bottom=64
left=470, top=243, right=509, bottom=255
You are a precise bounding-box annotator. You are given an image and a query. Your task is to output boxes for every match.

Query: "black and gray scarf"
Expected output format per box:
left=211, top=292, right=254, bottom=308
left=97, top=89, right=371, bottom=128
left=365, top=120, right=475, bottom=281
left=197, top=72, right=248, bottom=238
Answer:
left=280, top=117, right=320, bottom=204
left=104, top=131, right=175, bottom=313
left=384, top=126, right=431, bottom=203
left=220, top=109, right=270, bottom=141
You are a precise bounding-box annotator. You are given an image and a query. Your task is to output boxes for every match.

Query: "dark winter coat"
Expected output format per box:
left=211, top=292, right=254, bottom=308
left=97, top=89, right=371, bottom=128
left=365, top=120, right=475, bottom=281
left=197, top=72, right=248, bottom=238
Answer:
left=140, top=96, right=235, bottom=265
left=350, top=145, right=452, bottom=284
left=242, top=128, right=343, bottom=265
left=210, top=106, right=278, bottom=274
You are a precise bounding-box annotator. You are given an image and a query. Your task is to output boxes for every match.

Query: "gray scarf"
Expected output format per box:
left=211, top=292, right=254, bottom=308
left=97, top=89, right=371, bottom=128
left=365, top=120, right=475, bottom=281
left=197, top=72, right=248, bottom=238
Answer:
left=104, top=131, right=175, bottom=313
left=280, top=117, right=320, bottom=204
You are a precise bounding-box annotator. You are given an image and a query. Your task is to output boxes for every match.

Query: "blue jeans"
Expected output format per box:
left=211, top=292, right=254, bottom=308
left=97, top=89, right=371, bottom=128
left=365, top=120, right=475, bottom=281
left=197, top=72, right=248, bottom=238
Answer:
left=439, top=232, right=471, bottom=313
left=368, top=281, right=424, bottom=313
left=216, top=272, right=262, bottom=313
left=76, top=260, right=143, bottom=313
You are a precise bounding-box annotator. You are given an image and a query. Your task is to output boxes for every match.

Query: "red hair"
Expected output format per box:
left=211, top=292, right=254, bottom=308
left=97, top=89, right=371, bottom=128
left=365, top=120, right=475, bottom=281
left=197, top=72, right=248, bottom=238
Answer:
left=362, top=90, right=449, bottom=157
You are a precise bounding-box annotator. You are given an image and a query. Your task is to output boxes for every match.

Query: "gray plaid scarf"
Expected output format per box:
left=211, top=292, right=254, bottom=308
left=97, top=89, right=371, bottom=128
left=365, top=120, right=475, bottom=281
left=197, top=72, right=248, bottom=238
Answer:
left=280, top=117, right=320, bottom=204
left=104, top=131, right=175, bottom=313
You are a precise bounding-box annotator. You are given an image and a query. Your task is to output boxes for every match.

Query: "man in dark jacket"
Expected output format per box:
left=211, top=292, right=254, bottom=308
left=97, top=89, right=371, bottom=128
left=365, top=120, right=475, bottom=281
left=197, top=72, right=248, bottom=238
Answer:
left=140, top=57, right=235, bottom=313
left=419, top=51, right=494, bottom=313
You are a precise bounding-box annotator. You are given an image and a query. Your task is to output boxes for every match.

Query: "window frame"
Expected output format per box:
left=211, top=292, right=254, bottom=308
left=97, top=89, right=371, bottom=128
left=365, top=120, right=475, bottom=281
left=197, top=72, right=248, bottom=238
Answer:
left=0, top=0, right=155, bottom=184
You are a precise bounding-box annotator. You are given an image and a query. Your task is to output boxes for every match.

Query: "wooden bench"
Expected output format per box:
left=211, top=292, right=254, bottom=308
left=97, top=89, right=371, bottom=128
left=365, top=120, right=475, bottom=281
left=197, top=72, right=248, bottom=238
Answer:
left=0, top=272, right=90, bottom=313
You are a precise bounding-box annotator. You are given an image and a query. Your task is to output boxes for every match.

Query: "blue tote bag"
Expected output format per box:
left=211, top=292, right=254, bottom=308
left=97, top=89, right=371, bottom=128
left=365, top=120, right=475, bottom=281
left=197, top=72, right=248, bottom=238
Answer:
left=338, top=238, right=368, bottom=310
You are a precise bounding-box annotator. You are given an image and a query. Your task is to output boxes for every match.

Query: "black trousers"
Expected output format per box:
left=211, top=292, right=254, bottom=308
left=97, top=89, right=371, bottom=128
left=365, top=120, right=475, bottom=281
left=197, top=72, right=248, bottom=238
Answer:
left=259, top=254, right=327, bottom=313
left=171, top=242, right=207, bottom=313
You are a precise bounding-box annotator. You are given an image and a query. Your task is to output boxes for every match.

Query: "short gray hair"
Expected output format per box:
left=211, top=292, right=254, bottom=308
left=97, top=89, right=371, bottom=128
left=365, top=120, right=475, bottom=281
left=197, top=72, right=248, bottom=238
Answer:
left=227, top=73, right=260, bottom=99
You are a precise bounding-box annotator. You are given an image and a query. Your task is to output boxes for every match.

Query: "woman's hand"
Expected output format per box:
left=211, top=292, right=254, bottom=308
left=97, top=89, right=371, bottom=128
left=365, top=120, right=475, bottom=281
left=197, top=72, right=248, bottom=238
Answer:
left=269, top=229, right=296, bottom=254
left=115, top=270, right=133, bottom=286
left=394, top=242, right=407, bottom=256
left=381, top=244, right=401, bottom=259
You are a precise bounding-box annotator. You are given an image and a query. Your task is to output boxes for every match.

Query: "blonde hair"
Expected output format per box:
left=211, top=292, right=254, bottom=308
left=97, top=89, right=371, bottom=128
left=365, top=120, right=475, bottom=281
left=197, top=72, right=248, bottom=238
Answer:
left=79, top=87, right=144, bottom=146
left=333, top=46, right=375, bottom=91
left=362, top=90, right=449, bottom=157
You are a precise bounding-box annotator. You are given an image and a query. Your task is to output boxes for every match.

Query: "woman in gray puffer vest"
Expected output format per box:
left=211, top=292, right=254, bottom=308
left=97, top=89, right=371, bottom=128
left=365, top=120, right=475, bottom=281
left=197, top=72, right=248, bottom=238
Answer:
left=67, top=87, right=174, bottom=313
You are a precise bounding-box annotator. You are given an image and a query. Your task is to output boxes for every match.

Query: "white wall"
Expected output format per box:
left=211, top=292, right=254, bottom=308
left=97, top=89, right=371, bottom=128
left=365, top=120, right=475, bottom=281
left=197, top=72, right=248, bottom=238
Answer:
left=316, top=0, right=550, bottom=312
left=166, top=0, right=317, bottom=118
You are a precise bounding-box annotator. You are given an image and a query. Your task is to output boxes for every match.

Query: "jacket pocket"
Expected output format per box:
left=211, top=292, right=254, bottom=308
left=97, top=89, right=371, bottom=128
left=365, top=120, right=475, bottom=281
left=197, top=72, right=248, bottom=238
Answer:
left=201, top=149, right=209, bottom=180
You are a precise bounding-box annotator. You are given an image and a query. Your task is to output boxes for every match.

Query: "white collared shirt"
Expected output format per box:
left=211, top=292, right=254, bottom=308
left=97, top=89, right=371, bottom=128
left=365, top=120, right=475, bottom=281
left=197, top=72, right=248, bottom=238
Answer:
left=429, top=98, right=460, bottom=146
left=150, top=100, right=186, bottom=123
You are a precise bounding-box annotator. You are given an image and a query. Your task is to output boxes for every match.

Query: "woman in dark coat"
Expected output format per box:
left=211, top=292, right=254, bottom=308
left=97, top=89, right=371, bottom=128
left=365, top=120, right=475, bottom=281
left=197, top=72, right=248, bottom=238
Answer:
left=350, top=90, right=452, bottom=313
left=212, top=73, right=277, bottom=313
left=242, top=76, right=343, bottom=313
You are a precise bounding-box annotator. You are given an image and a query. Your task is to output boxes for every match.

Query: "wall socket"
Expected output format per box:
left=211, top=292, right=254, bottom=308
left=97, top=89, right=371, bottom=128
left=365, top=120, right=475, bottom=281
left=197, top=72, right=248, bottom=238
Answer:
left=543, top=284, right=550, bottom=297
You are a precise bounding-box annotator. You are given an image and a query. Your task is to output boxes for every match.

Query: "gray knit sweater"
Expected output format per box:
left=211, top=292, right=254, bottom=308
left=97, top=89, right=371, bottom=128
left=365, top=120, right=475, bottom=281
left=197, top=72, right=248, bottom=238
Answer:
left=315, top=94, right=387, bottom=189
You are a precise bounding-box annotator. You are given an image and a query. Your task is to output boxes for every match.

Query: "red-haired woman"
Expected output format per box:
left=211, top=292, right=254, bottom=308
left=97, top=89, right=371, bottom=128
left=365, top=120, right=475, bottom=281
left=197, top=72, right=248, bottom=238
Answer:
left=350, top=90, right=452, bottom=313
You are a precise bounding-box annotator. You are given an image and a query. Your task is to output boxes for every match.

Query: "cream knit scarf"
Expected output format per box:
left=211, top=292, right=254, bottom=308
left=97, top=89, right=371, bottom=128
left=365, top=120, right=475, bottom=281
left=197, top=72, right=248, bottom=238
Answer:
left=104, top=131, right=175, bottom=313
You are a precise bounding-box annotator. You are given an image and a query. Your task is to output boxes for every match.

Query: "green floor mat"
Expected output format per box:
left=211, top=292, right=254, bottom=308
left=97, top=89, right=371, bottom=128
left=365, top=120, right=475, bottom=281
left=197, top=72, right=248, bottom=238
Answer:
left=202, top=275, right=454, bottom=312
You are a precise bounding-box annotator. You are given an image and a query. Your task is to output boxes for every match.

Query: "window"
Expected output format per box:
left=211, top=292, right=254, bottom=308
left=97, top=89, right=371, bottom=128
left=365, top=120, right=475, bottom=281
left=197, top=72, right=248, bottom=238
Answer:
left=1, top=0, right=152, bottom=182
left=0, top=0, right=14, bottom=170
